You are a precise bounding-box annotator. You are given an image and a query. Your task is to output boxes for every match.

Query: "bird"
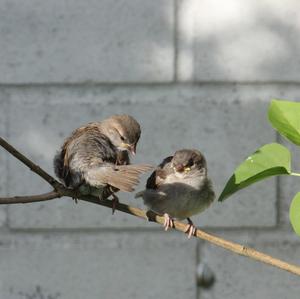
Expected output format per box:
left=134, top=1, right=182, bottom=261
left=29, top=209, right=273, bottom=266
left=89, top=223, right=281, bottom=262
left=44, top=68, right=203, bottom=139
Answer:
left=54, top=114, right=153, bottom=213
left=135, top=149, right=215, bottom=238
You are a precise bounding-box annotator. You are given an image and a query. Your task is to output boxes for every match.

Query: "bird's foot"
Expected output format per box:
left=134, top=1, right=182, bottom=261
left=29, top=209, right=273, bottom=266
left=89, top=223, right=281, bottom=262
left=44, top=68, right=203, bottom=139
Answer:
left=185, top=218, right=197, bottom=239
left=110, top=193, right=119, bottom=215
left=163, top=213, right=174, bottom=231
left=71, top=188, right=82, bottom=204
left=72, top=197, right=78, bottom=204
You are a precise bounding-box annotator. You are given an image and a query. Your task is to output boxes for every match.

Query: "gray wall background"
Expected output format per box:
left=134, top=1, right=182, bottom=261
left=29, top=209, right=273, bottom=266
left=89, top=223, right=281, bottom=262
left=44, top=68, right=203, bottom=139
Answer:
left=0, top=0, right=300, bottom=298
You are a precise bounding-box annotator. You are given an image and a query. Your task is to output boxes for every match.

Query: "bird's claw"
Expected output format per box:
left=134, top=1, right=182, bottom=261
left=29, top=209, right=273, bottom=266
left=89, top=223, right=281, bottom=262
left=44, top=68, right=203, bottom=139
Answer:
left=71, top=189, right=81, bottom=204
left=111, top=193, right=119, bottom=215
left=163, top=213, right=174, bottom=231
left=72, top=197, right=78, bottom=204
left=185, top=218, right=197, bottom=239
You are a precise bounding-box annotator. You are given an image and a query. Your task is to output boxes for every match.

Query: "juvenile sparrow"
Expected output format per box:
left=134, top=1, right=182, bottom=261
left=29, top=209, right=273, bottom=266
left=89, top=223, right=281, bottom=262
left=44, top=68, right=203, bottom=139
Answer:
left=136, top=149, right=215, bottom=238
left=54, top=114, right=153, bottom=212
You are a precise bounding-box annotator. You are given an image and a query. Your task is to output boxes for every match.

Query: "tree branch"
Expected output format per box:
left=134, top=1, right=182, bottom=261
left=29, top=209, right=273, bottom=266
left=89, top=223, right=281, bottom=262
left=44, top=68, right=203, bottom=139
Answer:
left=0, top=191, right=61, bottom=204
left=1, top=136, right=300, bottom=276
left=0, top=137, right=64, bottom=191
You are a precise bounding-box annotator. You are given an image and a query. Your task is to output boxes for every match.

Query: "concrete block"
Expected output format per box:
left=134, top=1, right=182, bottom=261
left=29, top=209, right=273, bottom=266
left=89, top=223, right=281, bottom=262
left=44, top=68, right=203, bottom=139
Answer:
left=0, top=99, right=8, bottom=227
left=0, top=232, right=196, bottom=299
left=178, top=0, right=300, bottom=82
left=6, top=84, right=281, bottom=228
left=198, top=233, right=300, bottom=299
left=0, top=0, right=174, bottom=83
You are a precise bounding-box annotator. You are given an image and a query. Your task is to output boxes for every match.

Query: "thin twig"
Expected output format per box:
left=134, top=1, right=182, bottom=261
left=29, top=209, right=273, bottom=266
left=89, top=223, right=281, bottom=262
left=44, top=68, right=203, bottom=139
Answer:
left=1, top=136, right=300, bottom=277
left=72, top=196, right=300, bottom=277
left=0, top=191, right=61, bottom=204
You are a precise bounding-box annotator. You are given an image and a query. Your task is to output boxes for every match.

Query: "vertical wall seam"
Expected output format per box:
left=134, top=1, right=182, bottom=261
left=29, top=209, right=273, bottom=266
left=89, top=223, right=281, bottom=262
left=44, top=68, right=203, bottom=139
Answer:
left=196, top=240, right=201, bottom=299
left=275, top=132, right=281, bottom=226
left=4, top=93, right=10, bottom=229
left=173, top=0, right=179, bottom=82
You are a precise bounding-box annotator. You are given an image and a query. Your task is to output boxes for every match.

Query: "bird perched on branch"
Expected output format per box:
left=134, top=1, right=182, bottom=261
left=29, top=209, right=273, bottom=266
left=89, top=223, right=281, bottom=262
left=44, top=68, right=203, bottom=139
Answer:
left=54, top=114, right=153, bottom=213
left=136, top=149, right=215, bottom=238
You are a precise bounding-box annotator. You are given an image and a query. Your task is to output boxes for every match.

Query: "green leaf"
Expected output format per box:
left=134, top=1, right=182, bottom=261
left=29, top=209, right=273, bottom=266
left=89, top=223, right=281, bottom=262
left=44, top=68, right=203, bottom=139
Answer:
left=290, top=192, right=300, bottom=236
left=218, top=143, right=291, bottom=201
left=268, top=99, right=300, bottom=145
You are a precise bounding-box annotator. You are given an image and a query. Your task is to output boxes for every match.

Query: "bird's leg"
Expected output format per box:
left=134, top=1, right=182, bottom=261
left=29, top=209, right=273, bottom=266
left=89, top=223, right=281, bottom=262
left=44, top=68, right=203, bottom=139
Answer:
left=108, top=186, right=119, bottom=215
left=163, top=213, right=174, bottom=231
left=72, top=187, right=83, bottom=204
left=185, top=218, right=197, bottom=239
left=110, top=193, right=119, bottom=215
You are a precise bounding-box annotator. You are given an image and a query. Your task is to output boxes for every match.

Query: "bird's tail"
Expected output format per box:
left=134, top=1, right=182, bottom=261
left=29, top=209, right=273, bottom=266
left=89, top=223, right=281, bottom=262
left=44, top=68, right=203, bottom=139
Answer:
left=84, top=164, right=153, bottom=192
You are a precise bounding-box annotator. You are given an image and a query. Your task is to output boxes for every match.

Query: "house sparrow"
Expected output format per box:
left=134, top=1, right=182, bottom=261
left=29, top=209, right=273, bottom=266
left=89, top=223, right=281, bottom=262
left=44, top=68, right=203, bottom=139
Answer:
left=136, top=149, right=215, bottom=238
left=54, top=114, right=153, bottom=212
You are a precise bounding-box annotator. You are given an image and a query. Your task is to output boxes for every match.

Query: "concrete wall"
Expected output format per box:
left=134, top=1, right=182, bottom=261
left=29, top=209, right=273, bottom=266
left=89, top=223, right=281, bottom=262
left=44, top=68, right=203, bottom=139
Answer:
left=0, top=1, right=300, bottom=298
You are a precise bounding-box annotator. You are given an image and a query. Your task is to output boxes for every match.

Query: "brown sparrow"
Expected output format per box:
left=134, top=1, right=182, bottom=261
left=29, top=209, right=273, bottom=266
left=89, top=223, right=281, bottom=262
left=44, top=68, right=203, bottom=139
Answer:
left=54, top=114, right=153, bottom=212
left=136, top=149, right=215, bottom=238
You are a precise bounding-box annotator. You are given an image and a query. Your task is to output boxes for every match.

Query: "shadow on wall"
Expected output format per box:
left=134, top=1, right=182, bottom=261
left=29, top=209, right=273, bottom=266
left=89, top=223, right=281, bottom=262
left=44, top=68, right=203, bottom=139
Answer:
left=178, top=0, right=300, bottom=82
left=1, top=1, right=299, bottom=82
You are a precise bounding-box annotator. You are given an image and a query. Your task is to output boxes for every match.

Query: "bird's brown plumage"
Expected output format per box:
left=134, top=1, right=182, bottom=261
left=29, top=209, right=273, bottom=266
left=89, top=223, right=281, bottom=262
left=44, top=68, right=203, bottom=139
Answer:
left=54, top=115, right=152, bottom=197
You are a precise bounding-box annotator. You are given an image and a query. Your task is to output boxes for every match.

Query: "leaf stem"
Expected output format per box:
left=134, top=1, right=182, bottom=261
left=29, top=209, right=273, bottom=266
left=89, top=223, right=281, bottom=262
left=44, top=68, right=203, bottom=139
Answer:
left=290, top=172, right=300, bottom=177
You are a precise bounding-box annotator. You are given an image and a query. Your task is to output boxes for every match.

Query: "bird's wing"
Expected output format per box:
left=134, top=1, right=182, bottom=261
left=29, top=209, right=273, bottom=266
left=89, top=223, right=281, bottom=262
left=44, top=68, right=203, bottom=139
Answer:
left=57, top=125, right=117, bottom=187
left=146, top=156, right=173, bottom=190
left=84, top=164, right=153, bottom=192
left=64, top=125, right=116, bottom=168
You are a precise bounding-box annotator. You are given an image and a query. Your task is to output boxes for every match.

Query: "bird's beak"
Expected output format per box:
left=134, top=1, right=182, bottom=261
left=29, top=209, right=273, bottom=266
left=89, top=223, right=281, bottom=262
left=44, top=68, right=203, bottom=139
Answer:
left=184, top=167, right=191, bottom=173
left=174, top=165, right=191, bottom=173
left=129, top=143, right=136, bottom=155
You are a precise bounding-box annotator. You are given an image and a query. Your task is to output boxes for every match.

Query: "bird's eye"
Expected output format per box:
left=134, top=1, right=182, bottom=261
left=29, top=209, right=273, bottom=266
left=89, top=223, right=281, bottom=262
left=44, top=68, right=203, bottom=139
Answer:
left=120, top=136, right=125, bottom=141
left=187, top=158, right=194, bottom=167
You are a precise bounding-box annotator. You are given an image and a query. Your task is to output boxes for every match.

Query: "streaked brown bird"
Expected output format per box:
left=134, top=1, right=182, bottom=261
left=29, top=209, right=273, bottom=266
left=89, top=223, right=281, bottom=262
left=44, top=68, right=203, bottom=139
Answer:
left=54, top=114, right=153, bottom=212
left=136, top=149, right=215, bottom=238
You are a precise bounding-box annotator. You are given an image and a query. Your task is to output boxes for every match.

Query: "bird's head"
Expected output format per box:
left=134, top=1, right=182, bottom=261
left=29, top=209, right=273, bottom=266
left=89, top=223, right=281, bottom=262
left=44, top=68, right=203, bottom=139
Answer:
left=101, top=114, right=141, bottom=155
left=171, top=149, right=207, bottom=177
